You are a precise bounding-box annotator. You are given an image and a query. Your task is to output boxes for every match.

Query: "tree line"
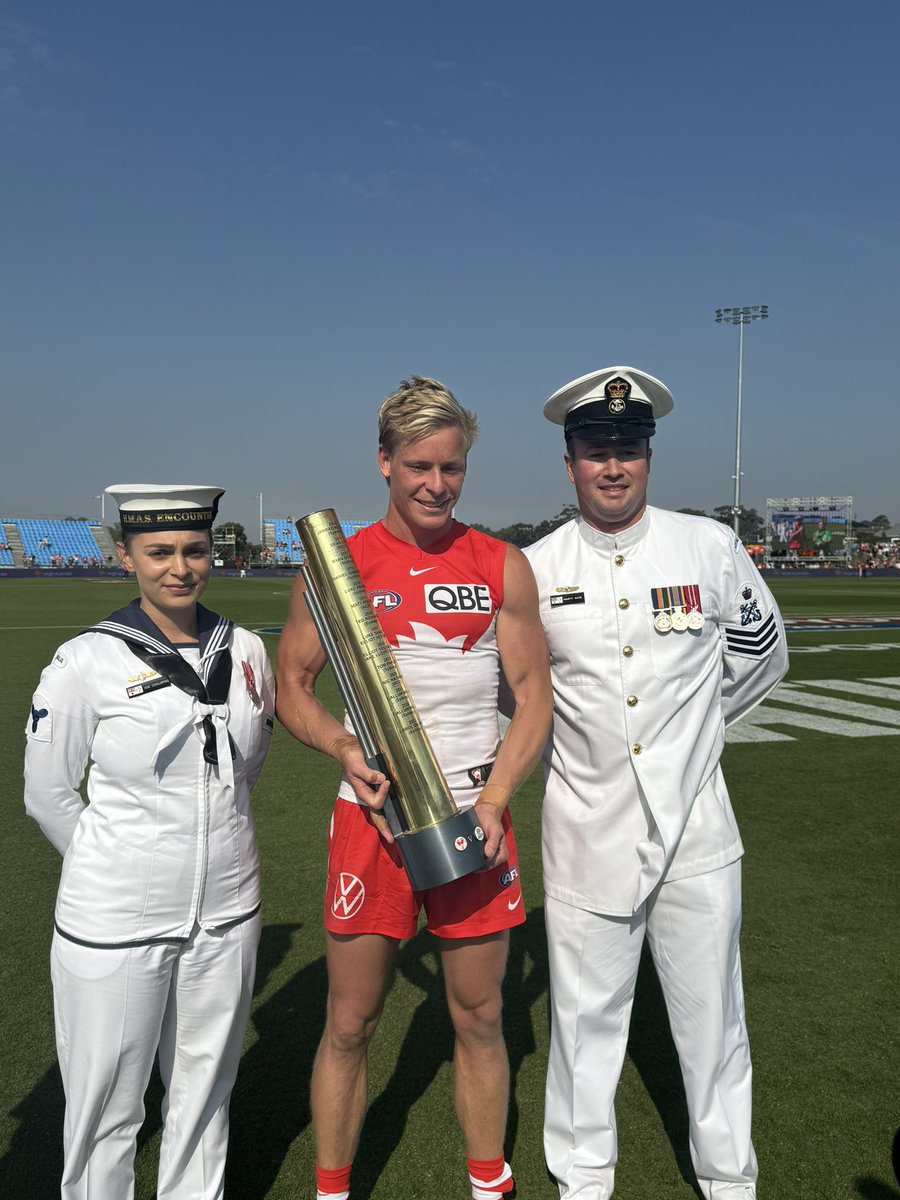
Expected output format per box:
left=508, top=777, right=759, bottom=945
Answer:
left=471, top=507, right=894, bottom=547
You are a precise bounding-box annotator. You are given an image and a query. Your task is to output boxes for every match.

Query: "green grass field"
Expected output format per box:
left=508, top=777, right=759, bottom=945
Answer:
left=1, top=576, right=898, bottom=1199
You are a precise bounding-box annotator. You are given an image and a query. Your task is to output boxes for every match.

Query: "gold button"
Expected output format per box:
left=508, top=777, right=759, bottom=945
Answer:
left=626, top=695, right=638, bottom=707
left=623, top=645, right=634, bottom=657
left=618, top=598, right=629, bottom=610
left=614, top=554, right=625, bottom=566
left=632, top=742, right=643, bottom=755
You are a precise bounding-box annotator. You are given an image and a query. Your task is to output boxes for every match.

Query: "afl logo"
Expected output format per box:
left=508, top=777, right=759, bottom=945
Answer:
left=331, top=872, right=366, bottom=919
left=369, top=590, right=402, bottom=612
left=499, top=866, right=519, bottom=888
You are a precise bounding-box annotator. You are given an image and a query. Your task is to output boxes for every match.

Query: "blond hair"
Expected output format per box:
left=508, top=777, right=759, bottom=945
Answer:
left=378, top=376, right=479, bottom=457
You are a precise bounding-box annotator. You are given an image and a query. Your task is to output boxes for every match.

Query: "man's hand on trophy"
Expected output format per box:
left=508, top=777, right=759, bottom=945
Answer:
left=473, top=800, right=509, bottom=869
left=329, top=734, right=395, bottom=843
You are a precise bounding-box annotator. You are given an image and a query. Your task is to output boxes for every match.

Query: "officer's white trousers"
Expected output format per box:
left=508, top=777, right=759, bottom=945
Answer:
left=544, top=862, right=757, bottom=1199
left=51, top=913, right=260, bottom=1200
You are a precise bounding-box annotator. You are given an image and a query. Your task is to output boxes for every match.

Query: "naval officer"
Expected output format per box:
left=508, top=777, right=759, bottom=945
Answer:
left=523, top=367, right=788, bottom=1199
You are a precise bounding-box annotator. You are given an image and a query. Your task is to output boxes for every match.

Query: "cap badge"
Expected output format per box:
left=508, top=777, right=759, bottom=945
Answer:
left=605, top=376, right=631, bottom=415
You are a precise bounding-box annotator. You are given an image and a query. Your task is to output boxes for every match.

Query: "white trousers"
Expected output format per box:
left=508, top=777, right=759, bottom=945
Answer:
left=544, top=862, right=757, bottom=1199
left=51, top=913, right=260, bottom=1200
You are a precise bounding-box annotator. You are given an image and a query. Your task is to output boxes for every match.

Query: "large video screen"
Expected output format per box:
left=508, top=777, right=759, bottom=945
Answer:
left=769, top=508, right=848, bottom=557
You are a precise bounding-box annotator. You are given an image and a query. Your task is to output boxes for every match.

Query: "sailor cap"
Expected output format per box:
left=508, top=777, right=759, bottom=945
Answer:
left=106, top=484, right=224, bottom=533
left=544, top=365, right=674, bottom=441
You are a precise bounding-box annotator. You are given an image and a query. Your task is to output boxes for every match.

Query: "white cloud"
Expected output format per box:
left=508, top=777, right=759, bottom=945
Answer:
left=481, top=79, right=512, bottom=99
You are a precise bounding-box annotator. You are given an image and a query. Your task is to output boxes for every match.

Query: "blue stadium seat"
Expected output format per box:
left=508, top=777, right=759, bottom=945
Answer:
left=14, top=519, right=104, bottom=566
left=266, top=516, right=377, bottom=565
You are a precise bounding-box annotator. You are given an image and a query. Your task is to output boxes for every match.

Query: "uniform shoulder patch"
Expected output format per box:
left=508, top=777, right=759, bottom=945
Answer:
left=26, top=695, right=53, bottom=741
left=723, top=581, right=779, bottom=657
left=731, top=580, right=769, bottom=627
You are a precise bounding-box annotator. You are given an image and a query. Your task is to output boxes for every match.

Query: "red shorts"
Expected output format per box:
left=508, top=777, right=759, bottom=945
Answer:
left=323, top=799, right=526, bottom=939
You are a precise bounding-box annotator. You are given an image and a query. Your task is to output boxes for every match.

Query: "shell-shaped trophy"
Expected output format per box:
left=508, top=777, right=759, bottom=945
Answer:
left=297, top=509, right=487, bottom=891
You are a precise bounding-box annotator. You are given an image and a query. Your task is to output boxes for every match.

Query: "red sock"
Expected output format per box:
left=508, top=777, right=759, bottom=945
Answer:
left=467, top=1154, right=514, bottom=1199
left=316, top=1162, right=352, bottom=1200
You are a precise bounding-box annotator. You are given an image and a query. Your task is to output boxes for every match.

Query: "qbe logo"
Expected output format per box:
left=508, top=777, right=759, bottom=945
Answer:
left=369, top=590, right=402, bottom=612
left=425, top=584, right=492, bottom=614
left=331, top=872, right=366, bottom=919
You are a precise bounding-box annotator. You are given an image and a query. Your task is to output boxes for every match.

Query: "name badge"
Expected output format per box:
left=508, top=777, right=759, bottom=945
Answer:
left=550, top=592, right=585, bottom=607
left=126, top=677, right=172, bottom=698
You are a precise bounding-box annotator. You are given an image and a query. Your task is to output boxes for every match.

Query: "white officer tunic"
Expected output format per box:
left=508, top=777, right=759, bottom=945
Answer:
left=24, top=601, right=274, bottom=1200
left=525, top=508, right=787, bottom=1200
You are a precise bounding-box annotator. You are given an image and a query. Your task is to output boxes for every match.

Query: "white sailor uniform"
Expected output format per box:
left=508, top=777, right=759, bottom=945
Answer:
left=24, top=599, right=274, bottom=1200
left=525, top=507, right=788, bottom=1200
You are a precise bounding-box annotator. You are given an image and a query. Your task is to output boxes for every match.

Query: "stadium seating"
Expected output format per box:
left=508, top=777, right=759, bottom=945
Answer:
left=267, top=517, right=375, bottom=564
left=11, top=519, right=105, bottom=567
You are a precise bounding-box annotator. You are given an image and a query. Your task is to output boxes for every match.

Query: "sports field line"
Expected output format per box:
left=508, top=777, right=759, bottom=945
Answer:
left=0, top=624, right=87, bottom=632
left=0, top=619, right=290, bottom=633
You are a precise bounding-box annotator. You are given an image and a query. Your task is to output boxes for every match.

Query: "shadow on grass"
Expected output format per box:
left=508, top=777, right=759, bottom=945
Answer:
left=854, top=1178, right=900, bottom=1199
left=351, top=910, right=553, bottom=1198
left=350, top=927, right=455, bottom=1197
left=505, top=907, right=552, bottom=1176
left=0, top=1064, right=65, bottom=1199
left=0, top=921, right=710, bottom=1200
left=226, top=922, right=327, bottom=1198
left=0, top=922, right=315, bottom=1200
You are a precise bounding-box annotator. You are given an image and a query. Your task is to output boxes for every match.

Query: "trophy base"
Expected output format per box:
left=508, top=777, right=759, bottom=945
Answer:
left=395, top=808, right=488, bottom=892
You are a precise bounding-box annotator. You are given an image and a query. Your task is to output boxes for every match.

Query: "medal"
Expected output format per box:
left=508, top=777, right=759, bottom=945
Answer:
left=652, top=583, right=703, bottom=633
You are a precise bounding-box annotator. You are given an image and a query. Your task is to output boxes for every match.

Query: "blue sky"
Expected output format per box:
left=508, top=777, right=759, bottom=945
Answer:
left=2, top=1, right=898, bottom=537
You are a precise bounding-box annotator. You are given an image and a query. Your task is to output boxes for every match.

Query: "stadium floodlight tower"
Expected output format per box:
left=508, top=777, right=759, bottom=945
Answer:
left=714, top=305, right=769, bottom=536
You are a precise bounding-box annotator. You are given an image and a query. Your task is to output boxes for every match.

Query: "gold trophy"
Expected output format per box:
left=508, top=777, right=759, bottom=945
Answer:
left=297, top=509, right=488, bottom=891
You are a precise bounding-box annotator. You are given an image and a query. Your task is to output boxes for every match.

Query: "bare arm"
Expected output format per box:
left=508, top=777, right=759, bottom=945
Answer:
left=275, top=573, right=392, bottom=833
left=475, top=544, right=552, bottom=861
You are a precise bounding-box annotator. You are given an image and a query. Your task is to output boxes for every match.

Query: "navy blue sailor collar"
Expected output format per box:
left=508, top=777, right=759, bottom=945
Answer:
left=88, top=598, right=232, bottom=681
left=85, top=598, right=236, bottom=774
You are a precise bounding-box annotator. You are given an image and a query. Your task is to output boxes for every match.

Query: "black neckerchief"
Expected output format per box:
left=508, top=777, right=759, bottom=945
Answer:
left=84, top=599, right=235, bottom=766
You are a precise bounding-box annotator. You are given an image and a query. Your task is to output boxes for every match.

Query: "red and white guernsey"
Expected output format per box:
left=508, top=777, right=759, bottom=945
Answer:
left=336, top=519, right=507, bottom=811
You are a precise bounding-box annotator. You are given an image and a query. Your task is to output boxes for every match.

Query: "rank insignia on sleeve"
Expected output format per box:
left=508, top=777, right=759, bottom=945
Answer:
left=27, top=698, right=52, bottom=741
left=723, top=580, right=779, bottom=656
left=242, top=661, right=262, bottom=707
left=740, top=598, right=762, bottom=626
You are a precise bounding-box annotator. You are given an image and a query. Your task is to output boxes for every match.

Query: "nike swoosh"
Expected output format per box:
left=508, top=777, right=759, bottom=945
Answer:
left=507, top=894, right=522, bottom=911
left=409, top=566, right=437, bottom=576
